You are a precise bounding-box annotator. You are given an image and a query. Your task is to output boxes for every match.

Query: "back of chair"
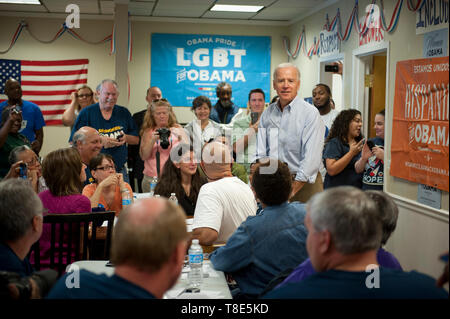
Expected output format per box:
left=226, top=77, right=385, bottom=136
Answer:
left=31, top=211, right=115, bottom=276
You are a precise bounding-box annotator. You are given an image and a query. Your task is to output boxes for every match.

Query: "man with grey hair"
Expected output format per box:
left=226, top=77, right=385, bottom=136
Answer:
left=210, top=82, right=240, bottom=124
left=257, top=63, right=325, bottom=204
left=69, top=79, right=139, bottom=183
left=47, top=197, right=188, bottom=299
left=72, top=126, right=102, bottom=184
left=264, top=186, right=448, bottom=299
left=0, top=179, right=43, bottom=276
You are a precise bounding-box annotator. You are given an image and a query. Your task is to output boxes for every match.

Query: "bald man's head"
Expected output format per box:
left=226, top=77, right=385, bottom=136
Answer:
left=73, top=126, right=102, bottom=163
left=4, top=78, right=22, bottom=102
left=110, top=197, right=187, bottom=273
left=201, top=141, right=233, bottom=181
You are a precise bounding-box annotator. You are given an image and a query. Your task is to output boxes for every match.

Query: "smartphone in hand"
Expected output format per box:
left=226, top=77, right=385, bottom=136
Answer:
left=366, top=140, right=375, bottom=151
left=250, top=112, right=259, bottom=125
left=116, top=134, right=124, bottom=141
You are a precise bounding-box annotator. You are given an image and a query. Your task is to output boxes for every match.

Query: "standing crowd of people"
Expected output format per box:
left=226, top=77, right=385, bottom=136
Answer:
left=0, top=63, right=447, bottom=299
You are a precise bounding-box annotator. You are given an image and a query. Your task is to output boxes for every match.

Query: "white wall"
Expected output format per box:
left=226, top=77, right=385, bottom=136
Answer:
left=288, top=0, right=449, bottom=281
left=0, top=15, right=288, bottom=156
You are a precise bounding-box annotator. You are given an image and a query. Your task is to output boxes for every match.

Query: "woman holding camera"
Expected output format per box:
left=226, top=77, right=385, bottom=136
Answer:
left=62, top=85, right=95, bottom=128
left=355, top=109, right=385, bottom=190
left=82, top=153, right=133, bottom=215
left=322, top=109, right=364, bottom=189
left=140, top=99, right=187, bottom=193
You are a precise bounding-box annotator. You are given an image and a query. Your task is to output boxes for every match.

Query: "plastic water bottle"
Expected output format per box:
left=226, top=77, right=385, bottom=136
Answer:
left=149, top=176, right=158, bottom=197
left=168, top=192, right=178, bottom=205
left=188, top=239, right=203, bottom=288
left=121, top=188, right=132, bottom=209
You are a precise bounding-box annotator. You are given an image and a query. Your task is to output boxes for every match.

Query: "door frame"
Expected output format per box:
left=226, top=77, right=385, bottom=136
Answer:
left=318, top=53, right=345, bottom=111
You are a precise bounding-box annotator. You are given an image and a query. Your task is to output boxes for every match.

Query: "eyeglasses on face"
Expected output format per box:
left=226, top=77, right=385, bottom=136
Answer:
left=78, top=94, right=93, bottom=98
left=95, top=165, right=115, bottom=171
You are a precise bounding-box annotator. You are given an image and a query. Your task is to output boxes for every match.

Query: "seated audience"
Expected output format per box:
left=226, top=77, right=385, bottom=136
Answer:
left=8, top=145, right=47, bottom=193
left=277, top=190, right=402, bottom=289
left=264, top=186, right=448, bottom=299
left=0, top=179, right=44, bottom=276
left=323, top=109, right=364, bottom=189
left=355, top=109, right=385, bottom=190
left=232, top=89, right=266, bottom=174
left=184, top=95, right=223, bottom=154
left=82, top=153, right=133, bottom=215
left=47, top=197, right=188, bottom=299
left=140, top=99, right=187, bottom=192
left=72, top=126, right=103, bottom=185
left=62, top=86, right=95, bottom=128
left=210, top=158, right=308, bottom=298
left=0, top=108, right=30, bottom=178
left=192, top=141, right=256, bottom=245
left=37, top=147, right=92, bottom=268
left=154, top=143, right=206, bottom=216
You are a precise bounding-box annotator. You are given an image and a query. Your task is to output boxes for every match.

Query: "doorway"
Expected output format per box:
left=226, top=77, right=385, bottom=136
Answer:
left=351, top=42, right=390, bottom=139
left=318, top=54, right=344, bottom=112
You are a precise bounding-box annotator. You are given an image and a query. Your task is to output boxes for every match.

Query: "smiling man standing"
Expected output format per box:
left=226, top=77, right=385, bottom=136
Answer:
left=210, top=82, right=240, bottom=124
left=69, top=79, right=139, bottom=183
left=257, top=63, right=325, bottom=203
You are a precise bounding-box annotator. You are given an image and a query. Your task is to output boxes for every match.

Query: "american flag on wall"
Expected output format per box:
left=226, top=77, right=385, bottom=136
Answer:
left=0, top=59, right=89, bottom=126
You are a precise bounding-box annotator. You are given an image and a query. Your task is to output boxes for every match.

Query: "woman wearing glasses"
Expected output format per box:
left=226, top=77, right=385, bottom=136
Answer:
left=140, top=99, right=187, bottom=192
left=82, top=153, right=133, bottom=215
left=62, top=85, right=95, bottom=128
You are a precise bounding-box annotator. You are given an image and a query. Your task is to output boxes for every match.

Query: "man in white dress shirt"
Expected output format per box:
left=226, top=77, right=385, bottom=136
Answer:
left=257, top=63, right=325, bottom=203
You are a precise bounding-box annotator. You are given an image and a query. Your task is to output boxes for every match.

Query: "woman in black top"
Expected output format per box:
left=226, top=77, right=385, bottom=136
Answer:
left=323, top=109, right=365, bottom=189
left=154, top=143, right=206, bottom=216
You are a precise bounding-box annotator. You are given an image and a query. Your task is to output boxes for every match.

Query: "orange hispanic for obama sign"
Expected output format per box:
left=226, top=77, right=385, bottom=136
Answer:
left=390, top=56, right=449, bottom=192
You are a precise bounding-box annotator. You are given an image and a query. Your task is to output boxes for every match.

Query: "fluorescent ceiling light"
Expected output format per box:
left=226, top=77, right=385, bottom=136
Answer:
left=0, top=0, right=40, bottom=4
left=210, top=4, right=263, bottom=13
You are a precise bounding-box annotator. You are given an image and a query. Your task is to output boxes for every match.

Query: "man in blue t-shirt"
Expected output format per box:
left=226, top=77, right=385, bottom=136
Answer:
left=69, top=79, right=138, bottom=183
left=47, top=197, right=188, bottom=299
left=0, top=79, right=45, bottom=154
left=210, top=82, right=239, bottom=124
left=264, top=186, right=448, bottom=299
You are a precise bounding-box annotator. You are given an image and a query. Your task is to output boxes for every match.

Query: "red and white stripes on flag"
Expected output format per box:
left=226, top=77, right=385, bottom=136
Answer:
left=0, top=59, right=89, bottom=126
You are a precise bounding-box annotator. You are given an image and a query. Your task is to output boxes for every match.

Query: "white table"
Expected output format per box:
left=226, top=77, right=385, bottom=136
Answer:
left=71, top=260, right=232, bottom=299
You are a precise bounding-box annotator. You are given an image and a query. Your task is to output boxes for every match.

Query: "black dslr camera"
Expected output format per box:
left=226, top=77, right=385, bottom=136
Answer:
left=157, top=128, right=171, bottom=149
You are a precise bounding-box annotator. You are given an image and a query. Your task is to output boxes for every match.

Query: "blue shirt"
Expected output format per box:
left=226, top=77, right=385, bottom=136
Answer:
left=0, top=100, right=45, bottom=142
left=210, top=201, right=308, bottom=296
left=69, top=103, right=138, bottom=169
left=46, top=270, right=156, bottom=299
left=264, top=267, right=448, bottom=299
left=0, top=243, right=34, bottom=277
left=323, top=137, right=363, bottom=189
left=209, top=101, right=240, bottom=124
left=256, top=96, right=325, bottom=183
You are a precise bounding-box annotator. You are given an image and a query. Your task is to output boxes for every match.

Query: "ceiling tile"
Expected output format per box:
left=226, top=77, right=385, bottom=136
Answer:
left=129, top=1, right=154, bottom=16
left=100, top=0, right=114, bottom=14
left=41, top=0, right=100, bottom=14
left=0, top=3, right=47, bottom=12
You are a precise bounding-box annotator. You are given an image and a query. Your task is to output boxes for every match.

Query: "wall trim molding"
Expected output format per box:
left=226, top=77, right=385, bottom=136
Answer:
left=387, top=191, right=449, bottom=223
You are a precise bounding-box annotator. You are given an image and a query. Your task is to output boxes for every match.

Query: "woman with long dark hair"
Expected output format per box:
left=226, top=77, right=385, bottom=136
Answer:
left=154, top=143, right=206, bottom=216
left=323, top=109, right=364, bottom=189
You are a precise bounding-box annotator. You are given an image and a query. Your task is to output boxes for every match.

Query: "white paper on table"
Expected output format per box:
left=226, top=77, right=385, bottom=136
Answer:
left=164, top=288, right=224, bottom=299
left=101, top=217, right=118, bottom=227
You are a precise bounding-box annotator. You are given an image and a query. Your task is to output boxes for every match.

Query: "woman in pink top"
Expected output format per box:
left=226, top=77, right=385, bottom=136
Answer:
left=139, top=99, right=187, bottom=192
left=36, top=147, right=91, bottom=269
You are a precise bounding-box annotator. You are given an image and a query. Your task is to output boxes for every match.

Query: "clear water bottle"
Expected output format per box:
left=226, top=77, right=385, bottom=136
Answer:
left=149, top=176, right=158, bottom=197
left=168, top=192, right=178, bottom=205
left=188, top=239, right=203, bottom=288
left=121, top=188, right=132, bottom=209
